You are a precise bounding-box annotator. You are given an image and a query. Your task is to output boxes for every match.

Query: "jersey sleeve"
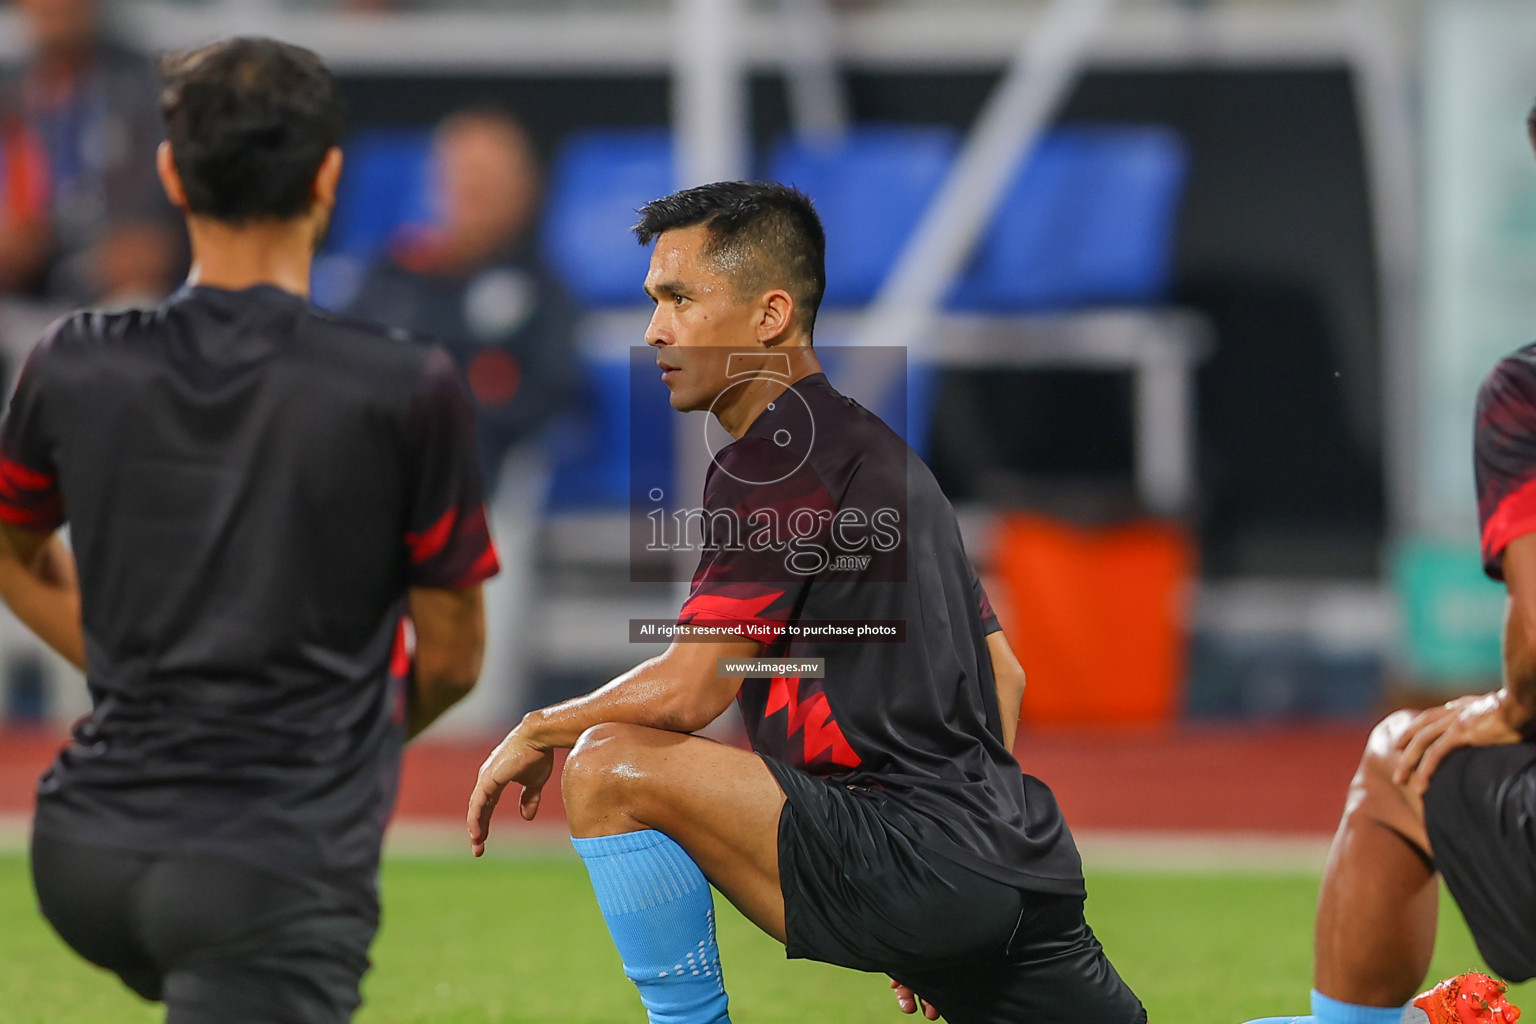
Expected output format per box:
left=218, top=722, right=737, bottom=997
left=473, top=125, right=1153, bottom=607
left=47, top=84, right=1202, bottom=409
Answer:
left=676, top=439, right=830, bottom=645
left=972, top=562, right=1002, bottom=635
left=1475, top=352, right=1536, bottom=580
left=404, top=346, right=500, bottom=588
left=0, top=333, right=64, bottom=533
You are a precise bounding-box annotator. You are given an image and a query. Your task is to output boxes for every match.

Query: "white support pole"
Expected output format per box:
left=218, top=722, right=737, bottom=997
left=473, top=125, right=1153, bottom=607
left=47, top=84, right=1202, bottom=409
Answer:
left=1345, top=0, right=1421, bottom=540
left=1136, top=335, right=1196, bottom=516
left=777, top=0, right=850, bottom=146
left=673, top=0, right=750, bottom=187
left=670, top=0, right=751, bottom=640
left=850, top=0, right=1116, bottom=355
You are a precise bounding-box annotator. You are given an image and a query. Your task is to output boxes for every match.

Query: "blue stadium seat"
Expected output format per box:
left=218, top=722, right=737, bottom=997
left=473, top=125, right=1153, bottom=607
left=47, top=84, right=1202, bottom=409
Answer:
left=542, top=130, right=675, bottom=308
left=327, top=129, right=434, bottom=260
left=545, top=351, right=676, bottom=511
left=949, top=125, right=1189, bottom=310
left=765, top=126, right=959, bottom=307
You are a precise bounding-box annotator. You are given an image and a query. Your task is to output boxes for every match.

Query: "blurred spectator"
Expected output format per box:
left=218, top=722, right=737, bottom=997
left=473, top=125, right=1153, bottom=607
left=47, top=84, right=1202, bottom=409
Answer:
left=0, top=0, right=180, bottom=307
left=348, top=109, right=580, bottom=494
left=348, top=108, right=582, bottom=729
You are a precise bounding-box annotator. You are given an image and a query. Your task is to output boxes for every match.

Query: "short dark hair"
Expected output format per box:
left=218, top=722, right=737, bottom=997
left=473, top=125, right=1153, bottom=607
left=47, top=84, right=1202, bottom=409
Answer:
left=634, top=181, right=826, bottom=335
left=158, top=37, right=344, bottom=224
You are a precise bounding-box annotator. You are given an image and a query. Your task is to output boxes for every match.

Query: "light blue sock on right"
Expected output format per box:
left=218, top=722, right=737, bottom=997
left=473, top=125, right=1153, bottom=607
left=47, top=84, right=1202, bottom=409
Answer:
left=1310, top=990, right=1407, bottom=1024
left=573, top=829, right=730, bottom=1024
left=1242, top=988, right=1409, bottom=1024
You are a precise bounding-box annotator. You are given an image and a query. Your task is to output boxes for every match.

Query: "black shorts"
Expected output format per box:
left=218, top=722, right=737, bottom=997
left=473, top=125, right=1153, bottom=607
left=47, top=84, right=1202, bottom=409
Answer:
left=30, top=830, right=378, bottom=1023
left=1424, top=742, right=1536, bottom=981
left=763, top=757, right=1146, bottom=1024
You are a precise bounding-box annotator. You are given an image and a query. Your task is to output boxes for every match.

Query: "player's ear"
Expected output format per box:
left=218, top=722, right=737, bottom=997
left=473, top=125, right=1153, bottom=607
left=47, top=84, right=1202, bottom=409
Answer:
left=312, top=146, right=344, bottom=211
left=156, top=142, right=188, bottom=211
left=756, top=288, right=795, bottom=346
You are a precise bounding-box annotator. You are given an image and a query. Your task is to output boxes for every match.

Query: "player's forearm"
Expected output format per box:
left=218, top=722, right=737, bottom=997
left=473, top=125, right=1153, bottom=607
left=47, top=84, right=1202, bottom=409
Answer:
left=986, top=631, right=1025, bottom=752
left=995, top=673, right=1023, bottom=752
left=408, top=617, right=484, bottom=740
left=519, top=653, right=735, bottom=750
left=0, top=535, right=85, bottom=671
left=406, top=586, right=486, bottom=740
left=407, top=678, right=473, bottom=740
left=1494, top=587, right=1536, bottom=738
left=1502, top=600, right=1536, bottom=734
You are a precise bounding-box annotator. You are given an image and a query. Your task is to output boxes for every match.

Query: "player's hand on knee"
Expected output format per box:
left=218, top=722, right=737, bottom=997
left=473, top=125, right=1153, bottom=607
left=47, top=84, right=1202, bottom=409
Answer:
left=889, top=978, right=940, bottom=1020
left=467, top=729, right=555, bottom=856
left=1392, top=690, right=1524, bottom=796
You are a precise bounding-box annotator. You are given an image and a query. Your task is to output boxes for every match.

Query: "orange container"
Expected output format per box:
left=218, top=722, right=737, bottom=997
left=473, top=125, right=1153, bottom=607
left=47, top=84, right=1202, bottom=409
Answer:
left=992, top=514, right=1194, bottom=726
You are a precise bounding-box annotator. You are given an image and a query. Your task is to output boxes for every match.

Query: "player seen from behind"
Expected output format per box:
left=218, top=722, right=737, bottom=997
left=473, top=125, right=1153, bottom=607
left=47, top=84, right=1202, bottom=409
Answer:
left=0, top=37, right=498, bottom=1022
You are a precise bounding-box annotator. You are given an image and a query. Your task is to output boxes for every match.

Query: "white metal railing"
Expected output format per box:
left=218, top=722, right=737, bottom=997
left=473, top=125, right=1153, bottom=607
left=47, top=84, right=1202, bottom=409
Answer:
left=0, top=3, right=1405, bottom=72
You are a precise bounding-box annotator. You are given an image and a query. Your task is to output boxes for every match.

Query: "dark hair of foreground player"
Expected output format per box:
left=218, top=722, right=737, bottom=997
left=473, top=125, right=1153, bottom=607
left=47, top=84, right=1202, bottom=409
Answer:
left=634, top=180, right=827, bottom=336
left=157, top=37, right=344, bottom=223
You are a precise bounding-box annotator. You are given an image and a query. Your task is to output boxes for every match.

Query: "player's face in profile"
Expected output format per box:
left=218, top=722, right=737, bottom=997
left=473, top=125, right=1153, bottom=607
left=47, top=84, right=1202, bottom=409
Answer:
left=644, top=225, right=763, bottom=413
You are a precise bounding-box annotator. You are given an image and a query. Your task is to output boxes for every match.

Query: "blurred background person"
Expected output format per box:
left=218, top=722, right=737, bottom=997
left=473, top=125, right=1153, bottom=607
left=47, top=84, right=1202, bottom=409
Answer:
left=0, top=0, right=181, bottom=729
left=348, top=107, right=581, bottom=731
left=0, top=0, right=179, bottom=310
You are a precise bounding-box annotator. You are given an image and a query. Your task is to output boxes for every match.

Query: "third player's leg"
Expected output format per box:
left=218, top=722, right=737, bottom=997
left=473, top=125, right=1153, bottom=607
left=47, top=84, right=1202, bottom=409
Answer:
left=1313, top=710, right=1439, bottom=1007
left=560, top=722, right=788, bottom=941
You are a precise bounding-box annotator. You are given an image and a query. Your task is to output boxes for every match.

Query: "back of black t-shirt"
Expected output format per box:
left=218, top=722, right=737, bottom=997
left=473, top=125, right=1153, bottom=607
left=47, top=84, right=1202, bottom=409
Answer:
left=0, top=284, right=497, bottom=897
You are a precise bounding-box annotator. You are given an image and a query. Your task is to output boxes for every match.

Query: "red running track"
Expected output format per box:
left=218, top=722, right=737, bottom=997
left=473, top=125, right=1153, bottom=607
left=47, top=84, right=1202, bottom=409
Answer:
left=0, top=722, right=1369, bottom=835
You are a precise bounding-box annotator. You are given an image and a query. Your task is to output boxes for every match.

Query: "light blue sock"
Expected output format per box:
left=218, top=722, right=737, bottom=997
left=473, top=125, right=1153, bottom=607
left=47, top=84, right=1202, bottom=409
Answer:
left=572, top=830, right=731, bottom=1024
left=1242, top=986, right=1412, bottom=1024
left=1310, top=990, right=1407, bottom=1024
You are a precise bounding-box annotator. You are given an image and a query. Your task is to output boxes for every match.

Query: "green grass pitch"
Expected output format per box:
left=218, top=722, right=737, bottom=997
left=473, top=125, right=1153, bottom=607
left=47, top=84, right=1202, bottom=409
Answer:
left=1, top=851, right=1529, bottom=1023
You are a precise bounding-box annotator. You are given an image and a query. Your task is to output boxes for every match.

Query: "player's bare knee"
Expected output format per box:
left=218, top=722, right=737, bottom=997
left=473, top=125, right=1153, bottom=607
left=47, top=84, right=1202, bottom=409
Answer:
left=1341, top=710, right=1426, bottom=836
left=562, top=723, right=652, bottom=811
left=1353, top=711, right=1415, bottom=794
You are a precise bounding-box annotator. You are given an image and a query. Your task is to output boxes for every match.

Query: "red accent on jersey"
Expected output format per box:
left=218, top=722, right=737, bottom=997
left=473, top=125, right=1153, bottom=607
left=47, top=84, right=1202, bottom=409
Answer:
left=0, top=453, right=53, bottom=491
left=406, top=507, right=458, bottom=565
left=389, top=618, right=412, bottom=680
left=679, top=589, right=788, bottom=641
left=764, top=676, right=860, bottom=769
left=0, top=454, right=62, bottom=530
left=389, top=617, right=411, bottom=725
left=457, top=542, right=501, bottom=587
left=1484, top=474, right=1536, bottom=571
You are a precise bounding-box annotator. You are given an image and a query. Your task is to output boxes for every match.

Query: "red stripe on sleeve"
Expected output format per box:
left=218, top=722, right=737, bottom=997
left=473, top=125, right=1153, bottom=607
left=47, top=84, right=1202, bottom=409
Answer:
left=0, top=454, right=62, bottom=531
left=678, top=589, right=787, bottom=642
left=1484, top=475, right=1536, bottom=573
left=389, top=617, right=412, bottom=680
left=0, top=455, right=52, bottom=492
left=405, top=507, right=459, bottom=565
left=0, top=501, right=60, bottom=530
left=452, top=543, right=501, bottom=588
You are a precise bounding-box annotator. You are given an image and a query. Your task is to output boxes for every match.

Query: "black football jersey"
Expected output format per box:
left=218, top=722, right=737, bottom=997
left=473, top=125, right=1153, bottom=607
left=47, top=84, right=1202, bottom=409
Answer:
left=1476, top=343, right=1536, bottom=580
left=0, top=283, right=497, bottom=900
left=677, top=372, right=1082, bottom=893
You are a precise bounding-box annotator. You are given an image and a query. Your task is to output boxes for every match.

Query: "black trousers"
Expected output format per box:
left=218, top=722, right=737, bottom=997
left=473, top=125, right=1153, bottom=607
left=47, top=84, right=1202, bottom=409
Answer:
left=30, top=831, right=377, bottom=1024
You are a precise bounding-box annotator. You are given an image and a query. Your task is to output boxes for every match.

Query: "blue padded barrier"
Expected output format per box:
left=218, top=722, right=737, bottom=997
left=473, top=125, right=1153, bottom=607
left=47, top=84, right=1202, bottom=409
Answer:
left=949, top=125, right=1189, bottom=311
left=327, top=129, right=434, bottom=260
left=765, top=126, right=960, bottom=308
